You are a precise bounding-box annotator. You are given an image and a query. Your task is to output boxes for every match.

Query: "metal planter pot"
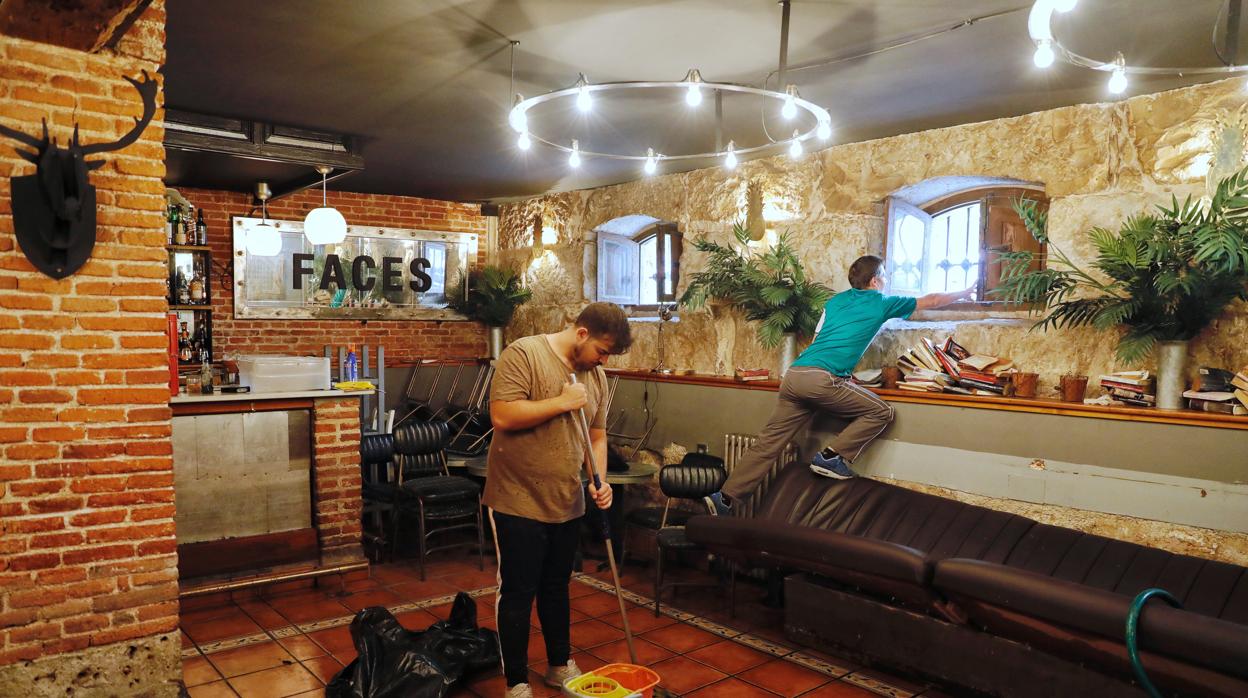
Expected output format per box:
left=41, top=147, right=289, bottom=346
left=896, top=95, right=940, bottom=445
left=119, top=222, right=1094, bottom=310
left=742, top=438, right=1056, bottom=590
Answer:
left=1155, top=339, right=1189, bottom=410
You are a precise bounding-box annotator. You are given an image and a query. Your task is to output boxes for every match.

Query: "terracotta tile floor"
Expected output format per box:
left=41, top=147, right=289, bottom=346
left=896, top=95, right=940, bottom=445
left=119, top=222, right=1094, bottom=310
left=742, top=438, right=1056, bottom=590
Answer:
left=179, top=551, right=961, bottom=697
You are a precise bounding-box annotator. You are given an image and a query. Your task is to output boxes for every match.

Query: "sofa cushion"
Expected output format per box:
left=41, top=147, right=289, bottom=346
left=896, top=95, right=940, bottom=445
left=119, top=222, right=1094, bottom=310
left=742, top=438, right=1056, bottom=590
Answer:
left=934, top=558, right=1248, bottom=679
left=686, top=515, right=928, bottom=588
left=755, top=463, right=1036, bottom=561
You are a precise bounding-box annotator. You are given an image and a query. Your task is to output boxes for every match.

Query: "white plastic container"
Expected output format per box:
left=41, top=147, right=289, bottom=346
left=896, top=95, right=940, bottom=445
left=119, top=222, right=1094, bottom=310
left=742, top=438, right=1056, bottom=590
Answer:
left=236, top=355, right=331, bottom=393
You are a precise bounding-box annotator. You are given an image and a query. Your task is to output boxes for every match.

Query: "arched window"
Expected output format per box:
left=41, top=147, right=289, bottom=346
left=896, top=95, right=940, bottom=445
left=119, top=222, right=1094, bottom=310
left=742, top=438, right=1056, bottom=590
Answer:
left=595, top=215, right=682, bottom=307
left=885, top=178, right=1047, bottom=306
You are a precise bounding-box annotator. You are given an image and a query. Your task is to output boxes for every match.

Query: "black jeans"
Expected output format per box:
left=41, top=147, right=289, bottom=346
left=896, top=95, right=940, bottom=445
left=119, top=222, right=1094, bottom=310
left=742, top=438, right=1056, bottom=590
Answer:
left=490, top=509, right=581, bottom=687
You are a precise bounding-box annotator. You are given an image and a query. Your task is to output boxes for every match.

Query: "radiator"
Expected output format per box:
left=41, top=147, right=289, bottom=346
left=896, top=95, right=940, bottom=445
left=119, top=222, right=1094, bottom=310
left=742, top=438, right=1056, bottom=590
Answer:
left=723, top=433, right=797, bottom=518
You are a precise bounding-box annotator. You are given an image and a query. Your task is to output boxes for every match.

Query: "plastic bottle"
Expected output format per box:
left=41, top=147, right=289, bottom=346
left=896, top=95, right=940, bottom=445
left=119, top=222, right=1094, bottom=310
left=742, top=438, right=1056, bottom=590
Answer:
left=345, top=344, right=358, bottom=382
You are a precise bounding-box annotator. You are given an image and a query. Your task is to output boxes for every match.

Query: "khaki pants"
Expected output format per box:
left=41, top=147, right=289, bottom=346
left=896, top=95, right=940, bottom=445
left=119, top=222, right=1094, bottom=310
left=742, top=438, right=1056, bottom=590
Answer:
left=721, top=366, right=895, bottom=501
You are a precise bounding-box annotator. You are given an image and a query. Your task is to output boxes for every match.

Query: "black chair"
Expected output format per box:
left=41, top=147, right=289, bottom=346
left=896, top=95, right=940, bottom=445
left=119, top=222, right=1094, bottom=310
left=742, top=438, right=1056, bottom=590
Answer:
left=653, top=453, right=729, bottom=617
left=359, top=432, right=397, bottom=562
left=391, top=420, right=485, bottom=580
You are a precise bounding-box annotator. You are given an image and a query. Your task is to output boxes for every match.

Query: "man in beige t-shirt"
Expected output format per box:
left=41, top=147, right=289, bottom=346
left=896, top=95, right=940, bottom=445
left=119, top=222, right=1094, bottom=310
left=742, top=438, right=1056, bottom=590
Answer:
left=485, top=302, right=632, bottom=698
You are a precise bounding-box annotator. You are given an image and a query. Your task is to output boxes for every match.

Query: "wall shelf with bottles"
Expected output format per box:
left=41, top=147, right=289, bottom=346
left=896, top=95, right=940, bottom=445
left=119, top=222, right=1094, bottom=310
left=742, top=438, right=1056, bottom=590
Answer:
left=166, top=193, right=215, bottom=370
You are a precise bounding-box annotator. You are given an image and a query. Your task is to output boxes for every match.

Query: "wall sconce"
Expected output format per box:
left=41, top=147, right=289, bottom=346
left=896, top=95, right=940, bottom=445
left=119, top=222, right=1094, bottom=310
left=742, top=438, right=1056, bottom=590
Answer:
left=541, top=225, right=558, bottom=246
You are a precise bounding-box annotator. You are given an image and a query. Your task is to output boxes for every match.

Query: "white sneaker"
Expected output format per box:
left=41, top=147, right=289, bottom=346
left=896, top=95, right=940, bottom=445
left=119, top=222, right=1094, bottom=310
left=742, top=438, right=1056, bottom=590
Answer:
left=505, top=683, right=533, bottom=698
left=543, top=658, right=582, bottom=687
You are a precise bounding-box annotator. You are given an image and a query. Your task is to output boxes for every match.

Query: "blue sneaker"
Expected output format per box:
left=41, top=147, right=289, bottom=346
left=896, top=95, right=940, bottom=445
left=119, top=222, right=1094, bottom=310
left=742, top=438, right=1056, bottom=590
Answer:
left=708, top=491, right=733, bottom=516
left=810, top=451, right=858, bottom=479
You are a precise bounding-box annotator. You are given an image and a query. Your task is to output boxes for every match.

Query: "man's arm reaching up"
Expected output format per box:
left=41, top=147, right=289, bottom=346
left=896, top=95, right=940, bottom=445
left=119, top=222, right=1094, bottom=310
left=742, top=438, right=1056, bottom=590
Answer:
left=915, top=287, right=975, bottom=310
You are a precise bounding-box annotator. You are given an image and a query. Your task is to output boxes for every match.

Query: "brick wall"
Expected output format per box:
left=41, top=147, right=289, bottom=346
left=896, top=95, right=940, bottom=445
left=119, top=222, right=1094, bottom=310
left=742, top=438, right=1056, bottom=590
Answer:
left=175, top=187, right=491, bottom=365
left=312, top=398, right=364, bottom=564
left=0, top=2, right=182, bottom=693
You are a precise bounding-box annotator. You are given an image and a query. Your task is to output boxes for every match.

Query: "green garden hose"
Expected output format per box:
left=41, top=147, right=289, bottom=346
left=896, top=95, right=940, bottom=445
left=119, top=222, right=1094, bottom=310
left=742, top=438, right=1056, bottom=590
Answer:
left=1126, top=588, right=1182, bottom=698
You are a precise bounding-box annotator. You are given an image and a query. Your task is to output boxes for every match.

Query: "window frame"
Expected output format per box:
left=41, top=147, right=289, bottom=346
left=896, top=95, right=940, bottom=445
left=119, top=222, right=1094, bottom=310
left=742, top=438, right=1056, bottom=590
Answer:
left=884, top=186, right=1047, bottom=311
left=596, top=221, right=682, bottom=310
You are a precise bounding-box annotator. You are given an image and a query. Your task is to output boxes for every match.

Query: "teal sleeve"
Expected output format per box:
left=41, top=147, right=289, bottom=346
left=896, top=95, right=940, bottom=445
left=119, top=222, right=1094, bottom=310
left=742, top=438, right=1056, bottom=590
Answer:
left=884, top=295, right=917, bottom=320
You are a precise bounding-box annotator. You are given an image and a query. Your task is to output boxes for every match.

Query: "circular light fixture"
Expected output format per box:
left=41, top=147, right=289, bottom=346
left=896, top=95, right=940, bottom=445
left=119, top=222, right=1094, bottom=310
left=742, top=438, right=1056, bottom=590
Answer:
left=507, top=71, right=832, bottom=170
left=303, top=166, right=347, bottom=246
left=517, top=131, right=531, bottom=150
left=1028, top=0, right=1248, bottom=94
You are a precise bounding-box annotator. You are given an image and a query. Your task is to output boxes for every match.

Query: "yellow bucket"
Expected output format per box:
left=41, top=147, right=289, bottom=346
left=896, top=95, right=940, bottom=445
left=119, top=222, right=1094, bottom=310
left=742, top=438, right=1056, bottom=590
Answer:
left=562, top=674, right=637, bottom=698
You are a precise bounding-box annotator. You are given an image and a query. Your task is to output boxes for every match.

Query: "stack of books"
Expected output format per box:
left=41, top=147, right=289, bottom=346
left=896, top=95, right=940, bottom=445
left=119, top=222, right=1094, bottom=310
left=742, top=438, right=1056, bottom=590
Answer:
left=895, top=337, right=1016, bottom=395
left=1183, top=366, right=1248, bottom=414
left=734, top=367, right=770, bottom=382
left=1098, top=371, right=1155, bottom=406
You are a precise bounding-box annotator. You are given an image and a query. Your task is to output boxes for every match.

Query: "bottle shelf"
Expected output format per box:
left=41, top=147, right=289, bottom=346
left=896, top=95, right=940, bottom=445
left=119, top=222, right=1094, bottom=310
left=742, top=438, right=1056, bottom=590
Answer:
left=167, top=244, right=210, bottom=251
left=169, top=304, right=213, bottom=311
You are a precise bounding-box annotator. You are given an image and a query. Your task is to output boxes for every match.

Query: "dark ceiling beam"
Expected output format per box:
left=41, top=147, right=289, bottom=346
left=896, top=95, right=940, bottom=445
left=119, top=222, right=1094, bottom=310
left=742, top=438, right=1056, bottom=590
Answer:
left=164, top=109, right=365, bottom=172
left=264, top=169, right=358, bottom=205
left=0, top=0, right=152, bottom=52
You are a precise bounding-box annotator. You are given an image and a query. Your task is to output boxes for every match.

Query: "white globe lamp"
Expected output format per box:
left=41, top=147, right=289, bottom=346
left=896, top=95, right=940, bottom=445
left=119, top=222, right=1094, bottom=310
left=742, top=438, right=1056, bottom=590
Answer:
left=304, top=165, right=348, bottom=246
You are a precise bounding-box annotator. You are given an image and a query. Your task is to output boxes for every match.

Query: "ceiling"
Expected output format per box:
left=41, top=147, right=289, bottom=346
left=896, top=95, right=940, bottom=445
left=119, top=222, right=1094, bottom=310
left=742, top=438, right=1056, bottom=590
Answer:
left=162, top=1, right=1245, bottom=203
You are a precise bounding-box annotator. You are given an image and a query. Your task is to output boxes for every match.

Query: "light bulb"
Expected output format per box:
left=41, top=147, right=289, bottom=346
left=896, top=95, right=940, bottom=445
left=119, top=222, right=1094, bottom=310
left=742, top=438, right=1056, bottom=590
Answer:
left=246, top=222, right=281, bottom=256
left=568, top=140, right=581, bottom=168
left=724, top=142, right=738, bottom=170
left=788, top=131, right=803, bottom=159
left=1108, top=67, right=1127, bottom=94
left=1033, top=40, right=1055, bottom=68
left=576, top=85, right=592, bottom=112
left=816, top=121, right=832, bottom=140
left=1054, top=0, right=1077, bottom=12
left=643, top=148, right=657, bottom=175
left=509, top=107, right=527, bottom=133
left=782, top=94, right=797, bottom=120
left=517, top=132, right=531, bottom=150
left=686, top=83, right=702, bottom=107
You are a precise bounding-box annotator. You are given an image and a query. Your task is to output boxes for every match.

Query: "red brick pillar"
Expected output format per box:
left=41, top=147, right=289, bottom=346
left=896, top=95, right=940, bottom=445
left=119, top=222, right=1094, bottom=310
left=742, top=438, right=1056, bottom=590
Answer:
left=312, top=398, right=365, bottom=564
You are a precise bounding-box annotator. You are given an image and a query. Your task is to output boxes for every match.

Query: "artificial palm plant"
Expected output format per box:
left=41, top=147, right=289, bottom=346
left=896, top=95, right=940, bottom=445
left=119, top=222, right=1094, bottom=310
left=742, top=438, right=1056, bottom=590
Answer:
left=447, top=265, right=532, bottom=327
left=680, top=221, right=833, bottom=348
left=993, top=167, right=1248, bottom=364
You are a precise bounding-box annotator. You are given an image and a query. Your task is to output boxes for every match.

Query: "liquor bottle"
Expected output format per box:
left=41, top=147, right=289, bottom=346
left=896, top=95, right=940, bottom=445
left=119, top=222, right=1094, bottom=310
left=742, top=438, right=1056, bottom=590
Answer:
left=178, top=322, right=193, bottom=363
left=199, top=356, right=214, bottom=394
left=189, top=272, right=205, bottom=304
left=166, top=204, right=178, bottom=244
left=193, top=323, right=208, bottom=360
left=176, top=271, right=190, bottom=305
left=196, top=208, right=208, bottom=245
left=184, top=205, right=195, bottom=245
left=171, top=206, right=185, bottom=245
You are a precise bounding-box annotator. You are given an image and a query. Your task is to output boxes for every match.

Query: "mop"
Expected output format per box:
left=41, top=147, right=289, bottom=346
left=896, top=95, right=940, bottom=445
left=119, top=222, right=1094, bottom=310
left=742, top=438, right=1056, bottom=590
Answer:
left=569, top=373, right=637, bottom=663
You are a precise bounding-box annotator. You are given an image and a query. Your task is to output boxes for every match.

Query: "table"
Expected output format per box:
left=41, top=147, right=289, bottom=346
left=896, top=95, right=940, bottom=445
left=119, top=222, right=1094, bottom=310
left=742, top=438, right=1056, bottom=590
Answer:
left=451, top=458, right=658, bottom=484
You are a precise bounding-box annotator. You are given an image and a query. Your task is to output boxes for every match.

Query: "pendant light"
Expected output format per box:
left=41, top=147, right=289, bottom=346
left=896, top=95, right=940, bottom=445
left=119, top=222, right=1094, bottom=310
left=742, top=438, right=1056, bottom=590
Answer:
left=246, top=182, right=281, bottom=256
left=304, top=165, right=347, bottom=246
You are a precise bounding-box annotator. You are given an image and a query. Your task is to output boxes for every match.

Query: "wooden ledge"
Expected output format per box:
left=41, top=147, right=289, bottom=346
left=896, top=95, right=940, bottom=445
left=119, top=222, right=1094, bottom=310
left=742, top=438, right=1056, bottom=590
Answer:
left=607, top=369, right=1248, bottom=431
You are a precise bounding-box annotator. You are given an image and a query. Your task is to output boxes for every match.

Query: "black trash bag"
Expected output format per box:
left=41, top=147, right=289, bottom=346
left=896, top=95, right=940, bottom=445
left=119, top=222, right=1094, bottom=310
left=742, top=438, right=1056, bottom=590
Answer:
left=326, top=591, right=500, bottom=698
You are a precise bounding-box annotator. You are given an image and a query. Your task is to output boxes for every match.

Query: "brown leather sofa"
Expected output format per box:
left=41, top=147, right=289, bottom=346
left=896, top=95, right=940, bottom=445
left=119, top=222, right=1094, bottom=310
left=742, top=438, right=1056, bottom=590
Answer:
left=686, top=463, right=1248, bottom=698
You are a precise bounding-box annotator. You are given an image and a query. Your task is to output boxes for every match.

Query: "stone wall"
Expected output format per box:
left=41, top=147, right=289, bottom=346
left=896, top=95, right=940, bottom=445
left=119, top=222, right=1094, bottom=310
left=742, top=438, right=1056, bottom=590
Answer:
left=499, top=77, right=1248, bottom=389
left=0, top=3, right=182, bottom=695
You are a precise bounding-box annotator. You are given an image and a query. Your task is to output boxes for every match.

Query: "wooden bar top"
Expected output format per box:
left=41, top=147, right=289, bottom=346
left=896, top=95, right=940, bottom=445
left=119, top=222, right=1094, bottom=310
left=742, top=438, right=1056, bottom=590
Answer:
left=606, top=368, right=1248, bottom=431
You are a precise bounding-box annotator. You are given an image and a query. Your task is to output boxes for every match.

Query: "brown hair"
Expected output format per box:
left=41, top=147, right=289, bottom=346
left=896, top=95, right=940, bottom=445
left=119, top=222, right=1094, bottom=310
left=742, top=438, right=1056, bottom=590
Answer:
left=848, top=255, right=885, bottom=290
left=576, top=302, right=632, bottom=353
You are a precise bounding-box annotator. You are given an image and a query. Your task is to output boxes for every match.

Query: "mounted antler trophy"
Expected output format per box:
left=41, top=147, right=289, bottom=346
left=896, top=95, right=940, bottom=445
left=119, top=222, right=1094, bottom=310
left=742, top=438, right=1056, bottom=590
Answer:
left=0, top=70, right=157, bottom=279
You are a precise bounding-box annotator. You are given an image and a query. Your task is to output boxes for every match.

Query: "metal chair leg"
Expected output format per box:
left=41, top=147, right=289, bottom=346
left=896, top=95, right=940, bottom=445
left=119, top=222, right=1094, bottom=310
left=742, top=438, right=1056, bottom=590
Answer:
left=476, top=497, right=485, bottom=572
left=729, top=563, right=737, bottom=618
left=417, top=499, right=428, bottom=582
left=654, top=545, right=663, bottom=617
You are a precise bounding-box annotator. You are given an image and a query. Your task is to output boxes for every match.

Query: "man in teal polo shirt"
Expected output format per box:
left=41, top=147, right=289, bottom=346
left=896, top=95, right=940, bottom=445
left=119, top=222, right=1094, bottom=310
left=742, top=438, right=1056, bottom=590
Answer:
left=714, top=255, right=972, bottom=510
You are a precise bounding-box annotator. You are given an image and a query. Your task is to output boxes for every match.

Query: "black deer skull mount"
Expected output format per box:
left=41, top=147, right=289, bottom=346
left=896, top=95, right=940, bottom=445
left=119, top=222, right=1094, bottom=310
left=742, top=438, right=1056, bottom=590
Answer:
left=0, top=70, right=157, bottom=279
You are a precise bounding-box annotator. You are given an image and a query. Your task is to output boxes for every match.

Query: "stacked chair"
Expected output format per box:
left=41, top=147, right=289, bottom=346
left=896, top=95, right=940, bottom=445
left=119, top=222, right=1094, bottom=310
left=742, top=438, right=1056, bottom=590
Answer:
left=359, top=419, right=485, bottom=580
left=397, top=360, right=495, bottom=457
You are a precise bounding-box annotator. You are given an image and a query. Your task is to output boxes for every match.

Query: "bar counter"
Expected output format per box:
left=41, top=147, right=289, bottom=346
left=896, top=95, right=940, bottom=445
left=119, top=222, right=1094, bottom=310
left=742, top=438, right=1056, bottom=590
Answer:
left=171, top=388, right=370, bottom=591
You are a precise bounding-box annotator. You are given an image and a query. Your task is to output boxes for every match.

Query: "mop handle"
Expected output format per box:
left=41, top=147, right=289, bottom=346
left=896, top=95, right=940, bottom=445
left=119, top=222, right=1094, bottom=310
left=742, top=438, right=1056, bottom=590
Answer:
left=570, top=374, right=610, bottom=540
